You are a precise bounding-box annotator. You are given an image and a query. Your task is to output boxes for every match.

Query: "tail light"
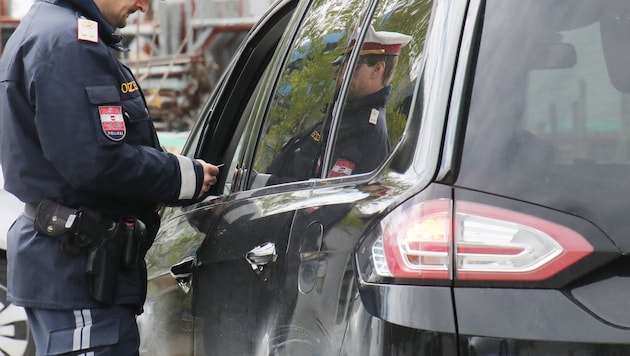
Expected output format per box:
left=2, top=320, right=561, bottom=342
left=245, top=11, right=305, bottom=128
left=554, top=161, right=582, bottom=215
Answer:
left=367, top=198, right=593, bottom=282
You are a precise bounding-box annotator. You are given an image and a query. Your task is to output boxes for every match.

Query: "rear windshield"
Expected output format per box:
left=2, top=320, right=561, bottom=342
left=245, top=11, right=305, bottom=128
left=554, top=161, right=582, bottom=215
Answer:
left=457, top=0, right=630, bottom=242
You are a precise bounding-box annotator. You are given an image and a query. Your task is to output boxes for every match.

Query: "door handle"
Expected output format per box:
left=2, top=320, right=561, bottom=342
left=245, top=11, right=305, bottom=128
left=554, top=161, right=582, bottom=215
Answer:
left=170, top=256, right=195, bottom=293
left=245, top=242, right=277, bottom=275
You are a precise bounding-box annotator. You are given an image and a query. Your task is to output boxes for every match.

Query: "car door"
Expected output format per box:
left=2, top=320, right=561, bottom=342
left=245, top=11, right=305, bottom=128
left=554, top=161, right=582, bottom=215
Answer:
left=188, top=0, right=384, bottom=353
left=191, top=0, right=452, bottom=353
left=264, top=0, right=439, bottom=354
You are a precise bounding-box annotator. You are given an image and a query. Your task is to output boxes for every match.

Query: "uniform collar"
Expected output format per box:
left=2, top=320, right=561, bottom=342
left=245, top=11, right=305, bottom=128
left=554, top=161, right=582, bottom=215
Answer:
left=345, top=85, right=392, bottom=111
left=51, top=0, right=125, bottom=49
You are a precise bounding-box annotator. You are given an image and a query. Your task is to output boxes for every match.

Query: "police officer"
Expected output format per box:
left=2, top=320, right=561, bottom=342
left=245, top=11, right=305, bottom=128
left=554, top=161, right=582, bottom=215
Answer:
left=0, top=0, right=219, bottom=354
left=265, top=26, right=411, bottom=185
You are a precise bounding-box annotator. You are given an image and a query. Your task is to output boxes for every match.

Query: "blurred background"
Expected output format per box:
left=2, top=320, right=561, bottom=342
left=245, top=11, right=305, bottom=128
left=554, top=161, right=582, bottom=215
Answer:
left=0, top=0, right=273, bottom=151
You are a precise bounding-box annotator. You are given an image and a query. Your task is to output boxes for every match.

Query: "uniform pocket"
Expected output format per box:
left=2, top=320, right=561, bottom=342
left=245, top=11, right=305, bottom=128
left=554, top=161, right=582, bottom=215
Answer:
left=123, top=93, right=150, bottom=123
left=85, top=84, right=154, bottom=146
left=86, top=85, right=120, bottom=104
left=120, top=93, right=154, bottom=146
left=86, top=85, right=125, bottom=145
left=46, top=318, right=119, bottom=355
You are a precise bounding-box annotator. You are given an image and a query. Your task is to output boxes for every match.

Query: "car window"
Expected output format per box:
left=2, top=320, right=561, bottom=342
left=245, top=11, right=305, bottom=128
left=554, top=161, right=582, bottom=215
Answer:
left=325, top=0, right=431, bottom=178
left=223, top=71, right=274, bottom=193
left=247, top=0, right=375, bottom=188
left=185, top=0, right=298, bottom=196
left=458, top=0, right=630, bottom=243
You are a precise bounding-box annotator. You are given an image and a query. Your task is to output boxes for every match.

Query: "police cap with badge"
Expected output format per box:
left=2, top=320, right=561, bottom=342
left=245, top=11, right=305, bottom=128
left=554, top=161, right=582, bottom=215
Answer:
left=333, top=25, right=412, bottom=66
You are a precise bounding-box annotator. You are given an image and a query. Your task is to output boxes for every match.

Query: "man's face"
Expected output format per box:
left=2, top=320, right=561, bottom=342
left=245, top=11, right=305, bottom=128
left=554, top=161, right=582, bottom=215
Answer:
left=347, top=63, right=374, bottom=99
left=94, top=0, right=149, bottom=28
left=336, top=58, right=386, bottom=100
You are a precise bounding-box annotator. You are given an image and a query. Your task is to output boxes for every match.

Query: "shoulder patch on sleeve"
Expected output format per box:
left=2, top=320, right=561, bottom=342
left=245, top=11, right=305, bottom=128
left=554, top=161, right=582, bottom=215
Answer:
left=78, top=18, right=99, bottom=43
left=99, top=106, right=126, bottom=141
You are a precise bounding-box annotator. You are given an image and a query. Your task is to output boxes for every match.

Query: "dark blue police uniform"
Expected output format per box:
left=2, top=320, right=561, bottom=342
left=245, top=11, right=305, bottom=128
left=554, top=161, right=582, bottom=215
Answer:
left=0, top=0, right=207, bottom=353
left=266, top=85, right=392, bottom=184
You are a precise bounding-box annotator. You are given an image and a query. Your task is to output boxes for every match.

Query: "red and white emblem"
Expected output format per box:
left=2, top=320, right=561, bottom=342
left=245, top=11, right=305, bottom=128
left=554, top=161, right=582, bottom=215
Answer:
left=99, top=106, right=126, bottom=141
left=329, top=159, right=356, bottom=177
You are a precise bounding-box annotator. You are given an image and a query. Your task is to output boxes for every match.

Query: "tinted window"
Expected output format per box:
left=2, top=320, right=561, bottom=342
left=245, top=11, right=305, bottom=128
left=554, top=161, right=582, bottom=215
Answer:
left=249, top=0, right=433, bottom=187
left=248, top=0, right=374, bottom=187
left=458, top=0, right=630, bottom=242
left=327, top=0, right=430, bottom=178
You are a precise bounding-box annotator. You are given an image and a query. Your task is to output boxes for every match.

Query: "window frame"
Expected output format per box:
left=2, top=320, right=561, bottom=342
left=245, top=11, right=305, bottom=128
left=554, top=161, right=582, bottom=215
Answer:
left=242, top=0, right=382, bottom=190
left=187, top=0, right=301, bottom=196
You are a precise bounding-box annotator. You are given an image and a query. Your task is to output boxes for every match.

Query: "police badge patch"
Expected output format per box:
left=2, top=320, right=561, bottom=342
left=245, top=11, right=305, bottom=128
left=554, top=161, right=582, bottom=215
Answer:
left=99, top=106, right=126, bottom=141
left=329, top=159, right=356, bottom=177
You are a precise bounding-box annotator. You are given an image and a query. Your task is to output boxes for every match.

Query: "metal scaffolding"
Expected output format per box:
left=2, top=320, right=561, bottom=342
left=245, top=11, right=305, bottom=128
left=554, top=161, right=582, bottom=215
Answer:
left=117, top=0, right=271, bottom=130
left=0, top=0, right=272, bottom=131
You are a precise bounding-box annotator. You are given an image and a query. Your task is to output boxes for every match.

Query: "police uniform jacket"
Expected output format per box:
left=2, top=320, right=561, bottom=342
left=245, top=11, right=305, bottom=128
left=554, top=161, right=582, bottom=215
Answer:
left=0, top=0, right=206, bottom=311
left=266, top=85, right=392, bottom=183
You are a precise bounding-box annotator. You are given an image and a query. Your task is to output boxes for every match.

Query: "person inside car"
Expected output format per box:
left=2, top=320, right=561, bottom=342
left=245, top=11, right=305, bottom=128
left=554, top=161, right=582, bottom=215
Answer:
left=260, top=26, right=412, bottom=186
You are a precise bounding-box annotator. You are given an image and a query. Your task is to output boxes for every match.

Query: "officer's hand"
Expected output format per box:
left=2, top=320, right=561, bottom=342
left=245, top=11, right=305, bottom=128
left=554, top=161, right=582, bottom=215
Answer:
left=197, top=159, right=220, bottom=198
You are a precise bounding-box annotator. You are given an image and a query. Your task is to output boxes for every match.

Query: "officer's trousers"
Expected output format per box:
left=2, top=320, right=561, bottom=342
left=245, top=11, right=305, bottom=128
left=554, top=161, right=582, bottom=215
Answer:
left=26, top=305, right=139, bottom=356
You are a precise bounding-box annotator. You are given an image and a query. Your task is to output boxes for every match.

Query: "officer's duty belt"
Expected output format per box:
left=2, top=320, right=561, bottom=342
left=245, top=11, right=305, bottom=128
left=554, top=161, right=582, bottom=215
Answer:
left=24, top=200, right=148, bottom=304
left=26, top=200, right=116, bottom=254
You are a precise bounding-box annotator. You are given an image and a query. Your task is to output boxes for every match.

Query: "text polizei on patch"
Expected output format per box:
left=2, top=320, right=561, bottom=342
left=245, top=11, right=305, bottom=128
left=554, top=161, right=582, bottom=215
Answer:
left=99, top=106, right=127, bottom=141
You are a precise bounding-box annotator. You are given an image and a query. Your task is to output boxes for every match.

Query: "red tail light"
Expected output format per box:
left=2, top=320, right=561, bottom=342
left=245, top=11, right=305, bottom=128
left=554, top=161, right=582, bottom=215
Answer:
left=371, top=198, right=593, bottom=281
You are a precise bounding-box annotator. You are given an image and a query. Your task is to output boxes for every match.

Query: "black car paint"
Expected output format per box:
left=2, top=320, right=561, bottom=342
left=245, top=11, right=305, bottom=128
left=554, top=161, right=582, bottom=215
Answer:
left=139, top=0, right=630, bottom=355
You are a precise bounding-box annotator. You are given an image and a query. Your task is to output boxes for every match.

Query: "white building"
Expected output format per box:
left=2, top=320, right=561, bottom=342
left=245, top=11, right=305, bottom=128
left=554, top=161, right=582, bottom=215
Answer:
left=8, top=0, right=33, bottom=18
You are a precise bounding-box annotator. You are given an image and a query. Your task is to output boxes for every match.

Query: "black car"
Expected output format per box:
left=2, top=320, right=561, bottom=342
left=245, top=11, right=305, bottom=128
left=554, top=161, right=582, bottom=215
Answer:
left=138, top=0, right=630, bottom=354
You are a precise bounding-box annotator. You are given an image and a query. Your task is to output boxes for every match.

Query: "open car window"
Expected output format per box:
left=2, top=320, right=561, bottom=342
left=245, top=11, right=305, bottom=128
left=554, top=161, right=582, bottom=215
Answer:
left=188, top=0, right=298, bottom=196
